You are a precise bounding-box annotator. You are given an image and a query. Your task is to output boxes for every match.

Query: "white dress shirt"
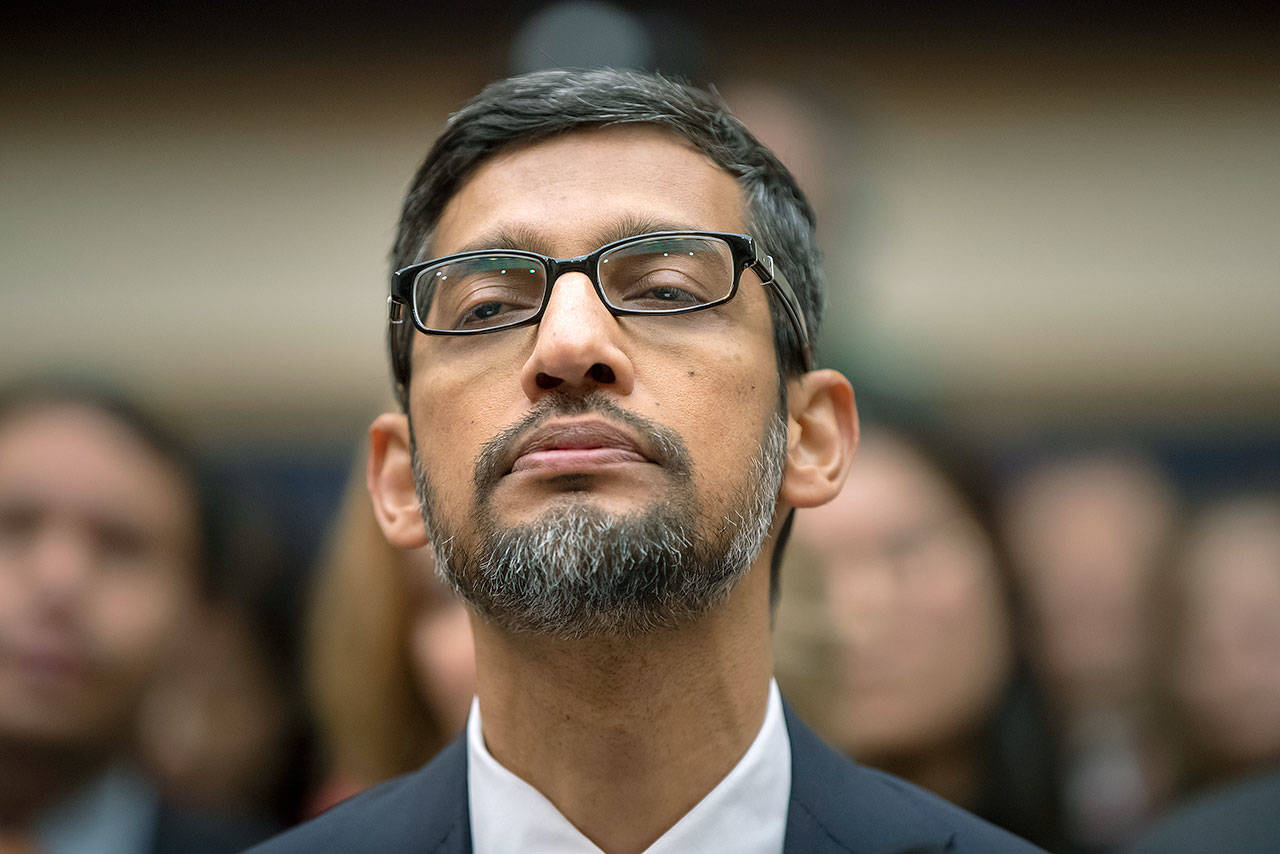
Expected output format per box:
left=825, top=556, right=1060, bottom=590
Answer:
left=468, top=679, right=792, bottom=853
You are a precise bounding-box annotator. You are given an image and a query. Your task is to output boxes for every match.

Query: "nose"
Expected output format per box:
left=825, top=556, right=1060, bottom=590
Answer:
left=520, top=272, right=636, bottom=401
left=28, top=521, right=94, bottom=612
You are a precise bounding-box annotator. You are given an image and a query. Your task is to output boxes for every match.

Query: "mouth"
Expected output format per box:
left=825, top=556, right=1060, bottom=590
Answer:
left=2, top=638, right=92, bottom=688
left=508, top=419, right=653, bottom=476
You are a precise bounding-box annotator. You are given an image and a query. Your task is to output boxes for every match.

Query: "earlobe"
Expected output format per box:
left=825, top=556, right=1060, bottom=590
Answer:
left=779, top=369, right=859, bottom=508
left=367, top=413, right=430, bottom=548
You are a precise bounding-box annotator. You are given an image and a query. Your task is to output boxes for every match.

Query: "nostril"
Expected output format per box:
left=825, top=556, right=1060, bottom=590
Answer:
left=589, top=363, right=615, bottom=383
left=535, top=372, right=562, bottom=390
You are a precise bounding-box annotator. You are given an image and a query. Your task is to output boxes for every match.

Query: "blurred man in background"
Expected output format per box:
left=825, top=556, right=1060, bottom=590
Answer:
left=0, top=381, right=271, bottom=853
left=1000, top=449, right=1178, bottom=850
left=1129, top=491, right=1280, bottom=853
left=1164, top=493, right=1280, bottom=788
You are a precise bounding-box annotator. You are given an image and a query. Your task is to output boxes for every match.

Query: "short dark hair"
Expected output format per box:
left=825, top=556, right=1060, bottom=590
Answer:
left=388, top=68, right=824, bottom=409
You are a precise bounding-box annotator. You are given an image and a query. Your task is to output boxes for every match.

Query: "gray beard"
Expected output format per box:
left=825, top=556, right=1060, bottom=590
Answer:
left=413, top=393, right=788, bottom=639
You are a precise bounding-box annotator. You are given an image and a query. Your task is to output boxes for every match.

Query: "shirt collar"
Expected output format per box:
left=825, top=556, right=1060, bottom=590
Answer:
left=467, top=679, right=791, bottom=854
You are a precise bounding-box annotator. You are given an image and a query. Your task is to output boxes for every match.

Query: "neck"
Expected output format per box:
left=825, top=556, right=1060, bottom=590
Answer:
left=471, top=563, right=774, bottom=854
left=0, top=736, right=113, bottom=826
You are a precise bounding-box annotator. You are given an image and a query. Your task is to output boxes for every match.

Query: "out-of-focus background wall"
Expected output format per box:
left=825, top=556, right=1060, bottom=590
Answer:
left=5, top=2, right=1277, bottom=451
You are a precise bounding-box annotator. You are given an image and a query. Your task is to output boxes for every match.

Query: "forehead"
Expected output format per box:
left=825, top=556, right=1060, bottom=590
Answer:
left=0, top=404, right=195, bottom=536
left=796, top=435, right=957, bottom=548
left=431, top=125, right=748, bottom=257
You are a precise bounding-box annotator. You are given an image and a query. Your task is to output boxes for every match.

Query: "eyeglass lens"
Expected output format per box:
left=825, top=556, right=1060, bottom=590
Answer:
left=414, top=235, right=735, bottom=332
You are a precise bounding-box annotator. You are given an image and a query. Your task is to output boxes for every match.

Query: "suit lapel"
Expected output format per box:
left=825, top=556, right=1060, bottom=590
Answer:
left=418, top=733, right=472, bottom=854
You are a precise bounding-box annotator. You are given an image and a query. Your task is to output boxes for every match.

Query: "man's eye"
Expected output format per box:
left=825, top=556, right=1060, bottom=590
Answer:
left=647, top=286, right=693, bottom=302
left=468, top=301, right=505, bottom=320
left=0, top=503, right=40, bottom=549
left=620, top=278, right=704, bottom=308
left=95, top=523, right=151, bottom=566
left=456, top=300, right=520, bottom=329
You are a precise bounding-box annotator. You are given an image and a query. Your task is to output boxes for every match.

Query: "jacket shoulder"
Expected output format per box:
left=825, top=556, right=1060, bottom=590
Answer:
left=784, top=703, right=1044, bottom=854
left=247, top=736, right=469, bottom=854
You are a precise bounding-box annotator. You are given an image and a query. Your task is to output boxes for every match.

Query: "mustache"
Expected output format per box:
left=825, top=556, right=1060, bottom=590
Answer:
left=473, top=391, right=692, bottom=498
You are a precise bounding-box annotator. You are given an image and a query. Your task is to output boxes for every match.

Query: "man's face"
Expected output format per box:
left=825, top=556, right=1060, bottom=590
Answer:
left=0, top=404, right=197, bottom=748
left=1002, top=459, right=1172, bottom=704
left=404, top=125, right=788, bottom=635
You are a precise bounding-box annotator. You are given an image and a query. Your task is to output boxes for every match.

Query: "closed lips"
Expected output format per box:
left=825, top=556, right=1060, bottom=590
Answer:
left=509, top=421, right=651, bottom=473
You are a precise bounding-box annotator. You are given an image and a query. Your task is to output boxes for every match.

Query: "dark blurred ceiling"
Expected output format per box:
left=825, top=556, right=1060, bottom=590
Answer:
left=5, top=1, right=1277, bottom=59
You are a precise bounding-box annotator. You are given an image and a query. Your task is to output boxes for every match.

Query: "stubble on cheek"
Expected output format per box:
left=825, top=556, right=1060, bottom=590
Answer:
left=409, top=431, right=475, bottom=563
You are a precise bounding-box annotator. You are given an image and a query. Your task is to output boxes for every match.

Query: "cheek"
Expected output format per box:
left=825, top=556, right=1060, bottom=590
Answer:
left=411, top=342, right=526, bottom=475
left=411, top=396, right=496, bottom=522
left=90, top=568, right=189, bottom=675
left=0, top=560, right=28, bottom=626
left=654, top=362, right=777, bottom=497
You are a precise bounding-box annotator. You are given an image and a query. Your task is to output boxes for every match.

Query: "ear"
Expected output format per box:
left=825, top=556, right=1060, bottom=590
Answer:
left=367, top=412, right=430, bottom=548
left=779, top=369, right=858, bottom=508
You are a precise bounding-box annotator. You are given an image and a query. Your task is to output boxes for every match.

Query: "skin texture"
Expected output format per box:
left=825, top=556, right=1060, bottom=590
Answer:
left=368, top=125, right=857, bottom=853
left=0, top=404, right=197, bottom=821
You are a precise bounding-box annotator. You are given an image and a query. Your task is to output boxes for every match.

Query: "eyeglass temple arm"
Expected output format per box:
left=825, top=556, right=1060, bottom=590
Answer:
left=388, top=294, right=407, bottom=324
left=753, top=254, right=814, bottom=371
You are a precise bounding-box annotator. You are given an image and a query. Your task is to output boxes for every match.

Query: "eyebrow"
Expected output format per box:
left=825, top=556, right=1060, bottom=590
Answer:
left=445, top=216, right=705, bottom=259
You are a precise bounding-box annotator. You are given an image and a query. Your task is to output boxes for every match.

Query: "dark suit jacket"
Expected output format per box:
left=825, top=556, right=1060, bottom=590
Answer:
left=152, top=802, right=278, bottom=854
left=251, top=703, right=1041, bottom=853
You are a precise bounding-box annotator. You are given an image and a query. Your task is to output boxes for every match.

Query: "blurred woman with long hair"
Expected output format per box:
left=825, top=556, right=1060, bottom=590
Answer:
left=775, top=421, right=1060, bottom=847
left=306, top=452, right=475, bottom=812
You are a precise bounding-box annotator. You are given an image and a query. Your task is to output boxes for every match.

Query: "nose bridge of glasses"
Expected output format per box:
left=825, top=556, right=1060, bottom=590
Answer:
left=546, top=252, right=598, bottom=281
left=544, top=253, right=610, bottom=311
left=532, top=255, right=626, bottom=371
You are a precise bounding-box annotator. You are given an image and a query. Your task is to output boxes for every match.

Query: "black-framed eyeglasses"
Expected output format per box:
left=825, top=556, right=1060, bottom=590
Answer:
left=388, top=230, right=812, bottom=370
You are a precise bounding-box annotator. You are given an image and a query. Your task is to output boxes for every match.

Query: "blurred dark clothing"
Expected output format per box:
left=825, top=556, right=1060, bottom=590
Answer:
left=27, top=764, right=275, bottom=854
left=151, top=801, right=278, bottom=854
left=1128, top=766, right=1280, bottom=854
left=249, top=702, right=1042, bottom=853
left=971, top=677, right=1065, bottom=850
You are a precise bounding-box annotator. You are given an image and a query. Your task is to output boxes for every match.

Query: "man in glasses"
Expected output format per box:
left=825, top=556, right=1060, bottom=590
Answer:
left=258, top=69, right=1037, bottom=853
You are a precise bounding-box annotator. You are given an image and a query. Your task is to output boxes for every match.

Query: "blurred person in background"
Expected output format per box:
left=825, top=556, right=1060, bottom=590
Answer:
left=137, top=493, right=314, bottom=829
left=138, top=596, right=295, bottom=821
left=305, top=450, right=475, bottom=814
left=1000, top=449, right=1179, bottom=850
left=1128, top=491, right=1280, bottom=853
left=0, top=380, right=273, bottom=853
left=775, top=421, right=1061, bottom=848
